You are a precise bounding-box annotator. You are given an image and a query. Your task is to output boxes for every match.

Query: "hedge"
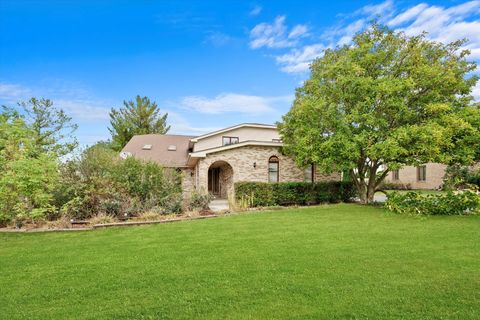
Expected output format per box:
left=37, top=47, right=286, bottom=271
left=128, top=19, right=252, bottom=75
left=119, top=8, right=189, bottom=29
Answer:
left=234, top=181, right=357, bottom=207
left=385, top=190, right=480, bottom=215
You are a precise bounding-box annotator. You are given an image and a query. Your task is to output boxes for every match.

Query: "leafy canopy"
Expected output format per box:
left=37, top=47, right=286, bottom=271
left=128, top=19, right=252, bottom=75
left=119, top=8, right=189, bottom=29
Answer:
left=3, top=98, right=78, bottom=157
left=109, top=95, right=170, bottom=151
left=0, top=111, right=58, bottom=224
left=279, top=24, right=479, bottom=203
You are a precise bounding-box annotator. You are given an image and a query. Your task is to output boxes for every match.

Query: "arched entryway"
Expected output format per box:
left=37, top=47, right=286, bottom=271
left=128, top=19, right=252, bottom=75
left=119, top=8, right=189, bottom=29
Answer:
left=207, top=160, right=233, bottom=199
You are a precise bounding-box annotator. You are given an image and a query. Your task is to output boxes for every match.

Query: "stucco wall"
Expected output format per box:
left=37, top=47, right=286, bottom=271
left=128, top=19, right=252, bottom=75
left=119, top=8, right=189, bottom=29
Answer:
left=193, top=127, right=280, bottom=152
left=195, top=145, right=340, bottom=195
left=384, top=163, right=447, bottom=189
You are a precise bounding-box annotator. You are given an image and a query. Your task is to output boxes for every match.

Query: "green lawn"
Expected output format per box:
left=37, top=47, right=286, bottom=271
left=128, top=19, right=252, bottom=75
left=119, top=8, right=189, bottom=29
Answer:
left=1, top=204, right=479, bottom=319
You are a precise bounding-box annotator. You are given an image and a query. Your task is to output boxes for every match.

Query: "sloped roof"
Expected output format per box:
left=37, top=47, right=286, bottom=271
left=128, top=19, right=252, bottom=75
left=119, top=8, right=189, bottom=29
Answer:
left=121, top=134, right=194, bottom=167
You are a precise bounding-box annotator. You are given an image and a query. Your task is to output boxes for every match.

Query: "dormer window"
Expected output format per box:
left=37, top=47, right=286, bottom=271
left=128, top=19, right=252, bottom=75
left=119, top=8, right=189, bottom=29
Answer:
left=142, top=144, right=152, bottom=150
left=168, top=145, right=177, bottom=151
left=222, top=136, right=239, bottom=146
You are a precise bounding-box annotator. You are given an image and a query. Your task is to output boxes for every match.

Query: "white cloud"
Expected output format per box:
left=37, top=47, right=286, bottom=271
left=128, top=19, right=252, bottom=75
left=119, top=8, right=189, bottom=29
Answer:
left=472, top=82, right=480, bottom=101
left=393, top=1, right=480, bottom=59
left=288, top=24, right=309, bottom=39
left=249, top=5, right=262, bottom=16
left=276, top=44, right=325, bottom=73
left=357, top=0, right=394, bottom=17
left=387, top=3, right=429, bottom=27
left=204, top=31, right=231, bottom=46
left=249, top=16, right=309, bottom=49
left=254, top=1, right=480, bottom=74
left=180, top=93, right=293, bottom=114
left=0, top=81, right=111, bottom=121
left=166, top=111, right=220, bottom=135
left=55, top=99, right=110, bottom=121
left=0, top=82, right=32, bottom=102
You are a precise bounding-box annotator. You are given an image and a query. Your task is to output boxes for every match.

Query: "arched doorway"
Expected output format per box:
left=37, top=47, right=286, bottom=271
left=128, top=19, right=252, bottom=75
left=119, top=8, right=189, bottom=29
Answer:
left=208, top=160, right=233, bottom=199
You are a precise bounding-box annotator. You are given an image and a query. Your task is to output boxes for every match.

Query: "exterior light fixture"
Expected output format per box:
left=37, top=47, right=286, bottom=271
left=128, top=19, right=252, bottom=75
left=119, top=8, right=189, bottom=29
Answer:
left=253, top=162, right=257, bottom=168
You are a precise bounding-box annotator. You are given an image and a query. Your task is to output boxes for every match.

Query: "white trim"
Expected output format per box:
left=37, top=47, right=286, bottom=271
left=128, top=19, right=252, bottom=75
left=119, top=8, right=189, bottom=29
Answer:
left=190, top=123, right=277, bottom=142
left=189, top=140, right=283, bottom=158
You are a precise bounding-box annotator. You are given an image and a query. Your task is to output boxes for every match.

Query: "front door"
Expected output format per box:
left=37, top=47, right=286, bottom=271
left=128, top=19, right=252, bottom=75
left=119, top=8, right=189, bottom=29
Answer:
left=208, top=168, right=220, bottom=195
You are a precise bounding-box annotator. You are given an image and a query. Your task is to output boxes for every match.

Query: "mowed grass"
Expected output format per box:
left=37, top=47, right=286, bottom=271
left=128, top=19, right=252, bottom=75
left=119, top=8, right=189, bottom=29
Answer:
left=1, top=204, right=479, bottom=319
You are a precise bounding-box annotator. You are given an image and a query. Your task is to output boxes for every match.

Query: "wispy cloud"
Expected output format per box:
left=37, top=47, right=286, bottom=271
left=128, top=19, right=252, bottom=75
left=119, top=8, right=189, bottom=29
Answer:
left=166, top=111, right=221, bottom=135
left=472, top=82, right=480, bottom=101
left=251, top=0, right=480, bottom=74
left=0, top=80, right=112, bottom=121
left=204, top=31, right=232, bottom=47
left=249, top=5, right=262, bottom=17
left=276, top=44, right=325, bottom=73
left=0, top=82, right=32, bottom=102
left=249, top=16, right=309, bottom=49
left=180, top=93, right=293, bottom=114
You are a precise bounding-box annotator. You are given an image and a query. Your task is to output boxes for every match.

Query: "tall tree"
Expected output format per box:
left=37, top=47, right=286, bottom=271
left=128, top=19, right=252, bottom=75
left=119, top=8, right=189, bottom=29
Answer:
left=3, top=98, right=78, bottom=157
left=0, top=110, right=58, bottom=225
left=109, top=95, right=170, bottom=151
left=279, top=24, right=479, bottom=204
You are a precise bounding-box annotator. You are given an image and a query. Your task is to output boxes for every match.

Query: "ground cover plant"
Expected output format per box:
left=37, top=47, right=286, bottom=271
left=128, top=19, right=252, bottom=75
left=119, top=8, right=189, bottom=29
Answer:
left=1, top=204, right=479, bottom=319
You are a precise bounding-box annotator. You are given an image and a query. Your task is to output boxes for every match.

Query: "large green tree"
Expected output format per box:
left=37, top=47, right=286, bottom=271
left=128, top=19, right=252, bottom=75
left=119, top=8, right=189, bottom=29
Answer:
left=109, top=95, right=170, bottom=151
left=279, top=24, right=480, bottom=204
left=0, top=111, right=58, bottom=225
left=3, top=98, right=78, bottom=157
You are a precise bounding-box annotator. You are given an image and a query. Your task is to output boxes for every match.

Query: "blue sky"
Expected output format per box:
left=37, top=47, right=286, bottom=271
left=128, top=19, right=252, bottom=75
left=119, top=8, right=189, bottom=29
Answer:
left=1, top=0, right=479, bottom=147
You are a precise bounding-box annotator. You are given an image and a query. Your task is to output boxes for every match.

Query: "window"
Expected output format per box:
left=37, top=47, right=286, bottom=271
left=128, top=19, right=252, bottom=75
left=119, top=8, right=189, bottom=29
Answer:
left=392, top=169, right=399, bottom=180
left=417, top=165, right=426, bottom=181
left=268, top=156, right=279, bottom=183
left=222, top=136, right=239, bottom=146
left=142, top=144, right=152, bottom=150
left=304, top=164, right=314, bottom=183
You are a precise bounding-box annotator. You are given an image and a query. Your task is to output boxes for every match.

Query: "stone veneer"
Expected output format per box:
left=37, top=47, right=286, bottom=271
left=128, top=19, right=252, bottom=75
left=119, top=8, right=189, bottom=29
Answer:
left=384, top=163, right=447, bottom=189
left=194, top=145, right=340, bottom=196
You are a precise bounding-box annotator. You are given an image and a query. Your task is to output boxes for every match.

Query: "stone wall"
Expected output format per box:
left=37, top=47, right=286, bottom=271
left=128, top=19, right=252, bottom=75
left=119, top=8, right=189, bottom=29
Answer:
left=384, top=163, right=447, bottom=189
left=195, top=145, right=340, bottom=195
left=180, top=168, right=195, bottom=200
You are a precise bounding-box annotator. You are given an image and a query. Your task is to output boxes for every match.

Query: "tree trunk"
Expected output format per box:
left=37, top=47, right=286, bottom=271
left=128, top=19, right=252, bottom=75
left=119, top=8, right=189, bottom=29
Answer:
left=350, top=164, right=388, bottom=204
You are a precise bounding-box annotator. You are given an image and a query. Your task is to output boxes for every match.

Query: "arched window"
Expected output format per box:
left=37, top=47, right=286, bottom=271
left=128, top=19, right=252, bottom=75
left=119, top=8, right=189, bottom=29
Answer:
left=268, top=156, right=279, bottom=183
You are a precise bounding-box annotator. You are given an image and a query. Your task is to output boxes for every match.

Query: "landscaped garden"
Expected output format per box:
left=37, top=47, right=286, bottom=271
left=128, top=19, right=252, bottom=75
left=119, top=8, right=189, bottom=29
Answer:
left=1, top=204, right=479, bottom=319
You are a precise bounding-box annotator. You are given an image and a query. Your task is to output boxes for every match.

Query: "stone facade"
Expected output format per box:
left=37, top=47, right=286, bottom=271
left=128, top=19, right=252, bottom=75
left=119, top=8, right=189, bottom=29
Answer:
left=384, top=163, right=447, bottom=190
left=194, top=145, right=340, bottom=197
left=180, top=168, right=195, bottom=200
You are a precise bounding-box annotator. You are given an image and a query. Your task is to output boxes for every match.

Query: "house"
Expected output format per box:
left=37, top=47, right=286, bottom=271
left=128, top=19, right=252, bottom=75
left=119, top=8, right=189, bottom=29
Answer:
left=121, top=123, right=340, bottom=199
left=383, top=163, right=448, bottom=190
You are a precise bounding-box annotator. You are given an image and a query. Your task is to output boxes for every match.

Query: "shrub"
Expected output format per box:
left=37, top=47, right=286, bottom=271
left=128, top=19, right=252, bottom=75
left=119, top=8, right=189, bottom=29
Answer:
left=54, top=143, right=183, bottom=220
left=188, top=191, right=213, bottom=211
left=385, top=190, right=480, bottom=215
left=89, top=213, right=116, bottom=225
left=0, top=154, right=59, bottom=226
left=234, top=181, right=356, bottom=207
left=443, top=164, right=480, bottom=190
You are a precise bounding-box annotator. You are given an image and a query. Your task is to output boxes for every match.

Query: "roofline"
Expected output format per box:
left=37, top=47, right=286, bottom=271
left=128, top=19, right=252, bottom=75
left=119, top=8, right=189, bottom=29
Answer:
left=189, top=140, right=283, bottom=158
left=190, top=123, right=277, bottom=142
left=130, top=133, right=196, bottom=138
